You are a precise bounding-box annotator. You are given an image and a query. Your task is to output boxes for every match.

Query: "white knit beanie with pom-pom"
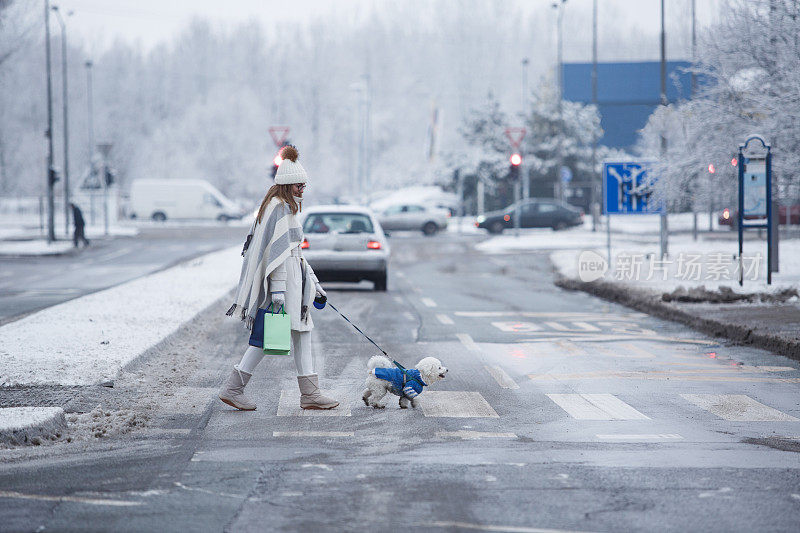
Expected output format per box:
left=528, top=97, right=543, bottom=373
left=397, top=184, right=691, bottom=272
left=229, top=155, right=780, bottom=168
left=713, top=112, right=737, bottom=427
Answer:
left=274, top=145, right=307, bottom=185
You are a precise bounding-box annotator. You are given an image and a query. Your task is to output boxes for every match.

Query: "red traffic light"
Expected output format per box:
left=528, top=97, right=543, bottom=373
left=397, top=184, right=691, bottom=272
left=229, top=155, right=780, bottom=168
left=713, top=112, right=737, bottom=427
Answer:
left=510, top=153, right=522, bottom=166
left=273, top=154, right=283, bottom=166
left=707, top=163, right=716, bottom=174
left=731, top=157, right=738, bottom=167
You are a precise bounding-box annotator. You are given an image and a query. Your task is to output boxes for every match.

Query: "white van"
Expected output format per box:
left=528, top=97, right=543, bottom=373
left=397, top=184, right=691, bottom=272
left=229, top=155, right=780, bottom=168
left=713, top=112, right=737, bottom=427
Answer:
left=129, top=179, right=244, bottom=222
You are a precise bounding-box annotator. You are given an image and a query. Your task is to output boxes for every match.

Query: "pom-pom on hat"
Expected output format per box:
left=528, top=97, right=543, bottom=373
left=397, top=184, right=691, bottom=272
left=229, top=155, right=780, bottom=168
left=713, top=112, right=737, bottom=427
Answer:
left=274, top=145, right=308, bottom=185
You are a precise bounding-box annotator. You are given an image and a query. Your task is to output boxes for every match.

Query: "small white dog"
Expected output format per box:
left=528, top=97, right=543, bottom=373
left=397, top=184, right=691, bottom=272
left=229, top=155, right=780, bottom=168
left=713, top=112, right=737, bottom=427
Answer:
left=362, top=355, right=448, bottom=409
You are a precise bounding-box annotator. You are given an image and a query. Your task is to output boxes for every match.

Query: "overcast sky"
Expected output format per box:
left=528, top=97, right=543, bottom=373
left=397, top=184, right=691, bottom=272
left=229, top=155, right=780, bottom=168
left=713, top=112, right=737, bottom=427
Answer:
left=58, top=0, right=723, bottom=60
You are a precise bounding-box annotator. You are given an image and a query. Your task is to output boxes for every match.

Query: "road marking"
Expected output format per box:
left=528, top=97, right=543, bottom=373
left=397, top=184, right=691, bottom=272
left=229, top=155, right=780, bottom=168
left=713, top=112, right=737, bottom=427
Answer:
left=518, top=335, right=716, bottom=345
left=427, top=521, right=589, bottom=533
left=596, top=434, right=683, bottom=440
left=456, top=333, right=481, bottom=353
left=484, top=365, right=519, bottom=389
left=403, top=311, right=415, bottom=321
left=396, top=271, right=406, bottom=278
left=618, top=342, right=657, bottom=358
left=436, top=314, right=454, bottom=325
left=96, top=247, right=131, bottom=262
left=555, top=340, right=583, bottom=355
left=276, top=390, right=351, bottom=416
left=419, top=391, right=499, bottom=418
left=0, top=490, right=140, bottom=507
left=681, top=394, right=799, bottom=421
left=436, top=431, right=517, bottom=440
left=528, top=371, right=800, bottom=383
left=547, top=393, right=650, bottom=420
left=544, top=321, right=601, bottom=332
left=757, top=366, right=796, bottom=372
left=421, top=297, right=437, bottom=307
left=393, top=296, right=404, bottom=304
left=492, top=321, right=543, bottom=332
left=273, top=431, right=353, bottom=437
left=455, top=311, right=646, bottom=319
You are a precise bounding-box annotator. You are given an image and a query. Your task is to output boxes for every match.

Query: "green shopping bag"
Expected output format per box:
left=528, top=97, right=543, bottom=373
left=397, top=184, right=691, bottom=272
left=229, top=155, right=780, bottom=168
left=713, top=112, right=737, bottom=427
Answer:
left=263, top=304, right=291, bottom=355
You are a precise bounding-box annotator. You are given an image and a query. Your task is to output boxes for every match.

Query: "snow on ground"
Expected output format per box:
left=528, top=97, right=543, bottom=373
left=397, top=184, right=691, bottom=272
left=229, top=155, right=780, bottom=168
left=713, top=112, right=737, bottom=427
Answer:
left=0, top=224, right=139, bottom=241
left=0, top=246, right=241, bottom=386
left=0, top=240, right=75, bottom=256
left=0, top=407, right=64, bottom=431
left=549, top=235, right=800, bottom=296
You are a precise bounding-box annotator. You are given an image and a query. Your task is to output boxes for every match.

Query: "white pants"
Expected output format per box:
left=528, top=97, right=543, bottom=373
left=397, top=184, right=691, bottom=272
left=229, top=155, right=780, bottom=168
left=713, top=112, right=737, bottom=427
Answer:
left=236, top=331, right=314, bottom=376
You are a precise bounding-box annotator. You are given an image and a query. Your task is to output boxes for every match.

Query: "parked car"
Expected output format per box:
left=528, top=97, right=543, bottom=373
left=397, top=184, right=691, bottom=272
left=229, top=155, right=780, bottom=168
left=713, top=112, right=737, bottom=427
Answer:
left=475, top=199, right=584, bottom=234
left=376, top=203, right=450, bottom=235
left=129, top=179, right=244, bottom=222
left=300, top=205, right=390, bottom=291
left=719, top=202, right=800, bottom=229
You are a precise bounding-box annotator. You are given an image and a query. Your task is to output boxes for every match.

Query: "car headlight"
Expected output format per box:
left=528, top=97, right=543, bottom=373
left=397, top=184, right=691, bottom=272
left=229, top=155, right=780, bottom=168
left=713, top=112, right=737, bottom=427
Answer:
left=476, top=215, right=485, bottom=223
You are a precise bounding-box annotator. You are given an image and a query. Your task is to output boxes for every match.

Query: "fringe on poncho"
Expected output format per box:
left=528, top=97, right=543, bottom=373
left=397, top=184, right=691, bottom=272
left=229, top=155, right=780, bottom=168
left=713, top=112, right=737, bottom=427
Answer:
left=226, top=198, right=304, bottom=330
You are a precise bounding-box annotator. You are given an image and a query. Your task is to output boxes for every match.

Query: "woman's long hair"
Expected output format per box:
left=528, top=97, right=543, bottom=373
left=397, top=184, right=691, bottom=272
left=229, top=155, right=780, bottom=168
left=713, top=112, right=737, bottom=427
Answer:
left=256, top=184, right=299, bottom=223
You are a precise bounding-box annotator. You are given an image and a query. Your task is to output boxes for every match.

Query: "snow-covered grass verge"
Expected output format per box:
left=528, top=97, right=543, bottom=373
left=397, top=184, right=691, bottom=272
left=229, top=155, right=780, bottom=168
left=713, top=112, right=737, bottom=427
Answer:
left=0, top=223, right=139, bottom=241
left=0, top=246, right=241, bottom=386
left=550, top=236, right=800, bottom=297
left=0, top=407, right=66, bottom=446
left=0, top=240, right=75, bottom=256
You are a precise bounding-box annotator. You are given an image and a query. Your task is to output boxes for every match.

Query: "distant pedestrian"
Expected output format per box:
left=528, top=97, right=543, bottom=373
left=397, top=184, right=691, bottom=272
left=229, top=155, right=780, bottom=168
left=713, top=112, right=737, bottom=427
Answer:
left=70, top=203, right=90, bottom=248
left=219, top=145, right=338, bottom=411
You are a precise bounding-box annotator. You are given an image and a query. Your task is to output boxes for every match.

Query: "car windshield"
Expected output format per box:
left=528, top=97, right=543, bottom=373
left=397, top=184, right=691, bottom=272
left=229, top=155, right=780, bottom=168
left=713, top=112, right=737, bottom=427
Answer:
left=303, top=213, right=375, bottom=234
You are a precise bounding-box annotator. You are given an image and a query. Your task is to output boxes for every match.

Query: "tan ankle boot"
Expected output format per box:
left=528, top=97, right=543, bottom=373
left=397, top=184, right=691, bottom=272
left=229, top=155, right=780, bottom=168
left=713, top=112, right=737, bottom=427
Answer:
left=218, top=367, right=257, bottom=411
left=297, top=374, right=339, bottom=410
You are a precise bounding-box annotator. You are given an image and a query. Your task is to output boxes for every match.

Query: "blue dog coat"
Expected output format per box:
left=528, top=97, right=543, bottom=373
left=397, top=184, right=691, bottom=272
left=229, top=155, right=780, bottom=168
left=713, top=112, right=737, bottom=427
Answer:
left=374, top=367, right=427, bottom=398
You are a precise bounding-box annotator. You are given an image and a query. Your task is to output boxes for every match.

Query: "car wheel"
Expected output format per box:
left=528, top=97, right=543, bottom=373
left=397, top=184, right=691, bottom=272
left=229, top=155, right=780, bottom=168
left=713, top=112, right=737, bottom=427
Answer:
left=489, top=221, right=504, bottom=234
left=217, top=214, right=230, bottom=222
left=373, top=271, right=388, bottom=291
left=422, top=222, right=438, bottom=236
left=152, top=211, right=167, bottom=222
left=553, top=221, right=567, bottom=231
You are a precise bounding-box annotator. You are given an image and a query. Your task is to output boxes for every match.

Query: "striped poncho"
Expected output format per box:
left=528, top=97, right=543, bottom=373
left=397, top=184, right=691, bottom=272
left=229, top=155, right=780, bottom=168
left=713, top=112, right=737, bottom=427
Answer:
left=226, top=198, right=304, bottom=330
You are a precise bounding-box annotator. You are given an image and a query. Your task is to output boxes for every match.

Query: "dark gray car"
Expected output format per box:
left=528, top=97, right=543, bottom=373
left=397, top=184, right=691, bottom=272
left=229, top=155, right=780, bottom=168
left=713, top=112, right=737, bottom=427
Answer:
left=476, top=199, right=584, bottom=234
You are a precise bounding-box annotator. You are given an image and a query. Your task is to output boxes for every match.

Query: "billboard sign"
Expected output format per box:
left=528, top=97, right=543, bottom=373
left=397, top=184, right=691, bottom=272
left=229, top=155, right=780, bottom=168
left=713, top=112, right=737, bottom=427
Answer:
left=742, top=158, right=767, bottom=217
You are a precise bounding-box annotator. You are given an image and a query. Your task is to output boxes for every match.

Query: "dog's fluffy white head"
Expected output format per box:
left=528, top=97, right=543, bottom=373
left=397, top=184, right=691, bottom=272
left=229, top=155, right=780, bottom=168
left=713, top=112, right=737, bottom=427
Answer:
left=416, top=357, right=448, bottom=385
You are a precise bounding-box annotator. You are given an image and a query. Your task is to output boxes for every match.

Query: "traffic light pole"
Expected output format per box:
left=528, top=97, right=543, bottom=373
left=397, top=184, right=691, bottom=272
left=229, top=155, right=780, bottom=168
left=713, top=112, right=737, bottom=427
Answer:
left=44, top=0, right=56, bottom=243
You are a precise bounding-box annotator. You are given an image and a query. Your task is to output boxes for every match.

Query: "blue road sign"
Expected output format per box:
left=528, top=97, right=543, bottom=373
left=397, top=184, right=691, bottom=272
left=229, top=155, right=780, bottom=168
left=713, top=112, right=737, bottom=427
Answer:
left=603, top=161, right=662, bottom=214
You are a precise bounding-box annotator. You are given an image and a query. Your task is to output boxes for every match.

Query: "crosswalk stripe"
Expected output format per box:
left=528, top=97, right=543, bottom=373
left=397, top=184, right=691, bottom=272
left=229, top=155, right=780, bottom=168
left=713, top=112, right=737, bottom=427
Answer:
left=420, top=391, right=499, bottom=418
left=421, top=297, right=437, bottom=307
left=681, top=394, right=799, bottom=421
left=436, top=431, right=517, bottom=440
left=547, top=393, right=650, bottom=420
left=484, top=365, right=519, bottom=389
left=436, top=314, right=454, bottom=325
left=456, top=333, right=481, bottom=353
left=273, top=431, right=354, bottom=437
left=596, top=434, right=683, bottom=440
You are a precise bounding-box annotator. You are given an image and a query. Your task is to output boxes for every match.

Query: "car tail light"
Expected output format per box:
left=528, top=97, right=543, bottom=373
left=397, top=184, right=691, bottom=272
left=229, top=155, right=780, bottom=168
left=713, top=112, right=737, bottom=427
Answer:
left=447, top=212, right=452, bottom=218
left=474, top=221, right=480, bottom=228
left=367, top=240, right=381, bottom=250
left=301, top=239, right=309, bottom=249
left=503, top=214, right=510, bottom=222
left=722, top=208, right=730, bottom=220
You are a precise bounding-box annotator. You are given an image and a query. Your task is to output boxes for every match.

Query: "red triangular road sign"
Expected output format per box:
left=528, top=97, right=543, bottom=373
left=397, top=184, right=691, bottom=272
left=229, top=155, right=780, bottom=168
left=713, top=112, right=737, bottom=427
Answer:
left=269, top=126, right=290, bottom=148
left=505, top=127, right=527, bottom=149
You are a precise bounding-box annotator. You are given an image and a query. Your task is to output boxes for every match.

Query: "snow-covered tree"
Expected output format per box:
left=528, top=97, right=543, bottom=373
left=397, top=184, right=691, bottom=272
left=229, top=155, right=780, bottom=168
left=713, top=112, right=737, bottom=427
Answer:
left=639, top=0, right=800, bottom=208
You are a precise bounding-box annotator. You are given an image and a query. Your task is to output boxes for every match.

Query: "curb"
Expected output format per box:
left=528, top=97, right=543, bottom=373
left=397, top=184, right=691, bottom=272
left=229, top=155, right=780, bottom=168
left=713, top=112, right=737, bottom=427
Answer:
left=0, top=407, right=67, bottom=446
left=554, top=276, right=800, bottom=361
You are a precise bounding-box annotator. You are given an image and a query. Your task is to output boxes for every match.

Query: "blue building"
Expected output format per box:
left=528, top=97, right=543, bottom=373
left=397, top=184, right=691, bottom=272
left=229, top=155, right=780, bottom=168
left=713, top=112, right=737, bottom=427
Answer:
left=563, top=61, right=693, bottom=150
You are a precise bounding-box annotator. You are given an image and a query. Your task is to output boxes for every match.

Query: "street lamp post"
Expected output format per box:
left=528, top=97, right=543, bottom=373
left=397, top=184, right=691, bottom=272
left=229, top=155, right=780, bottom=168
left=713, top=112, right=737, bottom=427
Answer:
left=97, top=142, right=112, bottom=236
left=85, top=59, right=96, bottom=224
left=553, top=0, right=567, bottom=203
left=591, top=0, right=598, bottom=232
left=44, top=0, right=56, bottom=243
left=52, top=4, right=72, bottom=238
left=522, top=57, right=529, bottom=201
left=659, top=0, right=669, bottom=258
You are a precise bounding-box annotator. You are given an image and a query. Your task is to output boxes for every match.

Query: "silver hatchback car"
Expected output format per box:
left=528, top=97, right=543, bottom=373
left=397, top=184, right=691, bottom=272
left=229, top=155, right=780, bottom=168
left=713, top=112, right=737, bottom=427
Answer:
left=300, top=205, right=391, bottom=291
left=376, top=203, right=450, bottom=235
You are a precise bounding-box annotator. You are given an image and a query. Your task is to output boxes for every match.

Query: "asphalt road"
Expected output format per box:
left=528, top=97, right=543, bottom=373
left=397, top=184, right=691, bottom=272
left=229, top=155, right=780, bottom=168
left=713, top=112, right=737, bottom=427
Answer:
left=0, top=225, right=245, bottom=325
left=1, top=232, right=799, bottom=532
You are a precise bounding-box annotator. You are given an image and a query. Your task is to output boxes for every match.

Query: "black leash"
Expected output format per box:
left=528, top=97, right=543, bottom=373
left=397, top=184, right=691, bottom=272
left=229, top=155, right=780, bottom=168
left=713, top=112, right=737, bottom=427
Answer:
left=327, top=301, right=405, bottom=369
